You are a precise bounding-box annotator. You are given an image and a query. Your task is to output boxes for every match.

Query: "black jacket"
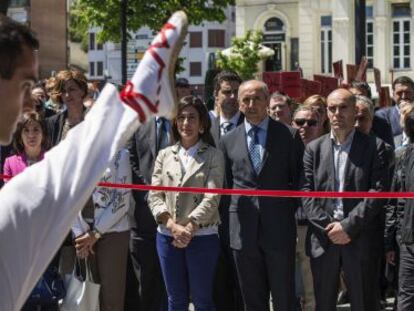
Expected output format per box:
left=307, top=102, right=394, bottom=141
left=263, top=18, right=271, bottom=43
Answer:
left=384, top=144, right=410, bottom=251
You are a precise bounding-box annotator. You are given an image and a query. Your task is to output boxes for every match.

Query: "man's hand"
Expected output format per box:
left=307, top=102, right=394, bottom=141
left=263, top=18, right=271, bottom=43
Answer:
left=385, top=251, right=396, bottom=266
left=74, top=231, right=99, bottom=258
left=325, top=222, right=351, bottom=245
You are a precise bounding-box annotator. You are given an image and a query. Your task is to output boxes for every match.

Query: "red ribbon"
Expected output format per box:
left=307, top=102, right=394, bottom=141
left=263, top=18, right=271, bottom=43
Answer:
left=0, top=174, right=412, bottom=199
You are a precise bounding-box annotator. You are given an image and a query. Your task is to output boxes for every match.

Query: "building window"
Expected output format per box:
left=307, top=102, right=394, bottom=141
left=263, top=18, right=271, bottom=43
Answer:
left=320, top=16, right=332, bottom=74
left=89, top=62, right=95, bottom=77
left=208, top=30, right=225, bottom=48
left=136, top=34, right=148, bottom=40
left=365, top=6, right=374, bottom=68
left=97, top=61, right=104, bottom=76
left=89, top=33, right=95, bottom=51
left=9, top=0, right=28, bottom=7
left=392, top=18, right=411, bottom=69
left=366, top=20, right=374, bottom=68
left=392, top=4, right=411, bottom=69
left=97, top=42, right=103, bottom=50
left=189, top=32, right=202, bottom=48
left=190, top=62, right=202, bottom=76
left=264, top=17, right=284, bottom=32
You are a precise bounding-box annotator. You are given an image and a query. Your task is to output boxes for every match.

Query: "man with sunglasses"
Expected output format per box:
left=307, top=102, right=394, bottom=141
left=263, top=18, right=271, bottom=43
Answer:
left=291, top=105, right=322, bottom=311
left=292, top=106, right=321, bottom=146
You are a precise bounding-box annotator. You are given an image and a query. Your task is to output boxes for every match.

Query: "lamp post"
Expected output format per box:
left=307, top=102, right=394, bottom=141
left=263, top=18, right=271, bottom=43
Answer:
left=121, top=0, right=127, bottom=85
left=0, top=0, right=10, bottom=15
left=355, top=0, right=366, bottom=64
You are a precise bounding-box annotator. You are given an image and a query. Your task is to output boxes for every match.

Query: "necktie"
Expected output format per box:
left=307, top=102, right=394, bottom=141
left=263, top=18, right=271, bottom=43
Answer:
left=157, top=118, right=170, bottom=151
left=221, top=122, right=233, bottom=135
left=248, top=127, right=261, bottom=174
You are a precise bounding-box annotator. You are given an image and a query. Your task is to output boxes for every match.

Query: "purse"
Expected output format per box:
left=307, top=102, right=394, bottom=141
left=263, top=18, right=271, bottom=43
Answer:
left=60, top=259, right=100, bottom=311
left=24, top=264, right=65, bottom=307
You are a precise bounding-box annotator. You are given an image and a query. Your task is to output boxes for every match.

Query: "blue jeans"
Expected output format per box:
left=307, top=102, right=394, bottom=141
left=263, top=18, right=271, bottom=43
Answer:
left=156, top=232, right=220, bottom=311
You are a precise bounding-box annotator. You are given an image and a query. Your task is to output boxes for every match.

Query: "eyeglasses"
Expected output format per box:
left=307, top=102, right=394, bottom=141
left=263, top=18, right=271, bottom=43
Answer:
left=293, top=118, right=318, bottom=127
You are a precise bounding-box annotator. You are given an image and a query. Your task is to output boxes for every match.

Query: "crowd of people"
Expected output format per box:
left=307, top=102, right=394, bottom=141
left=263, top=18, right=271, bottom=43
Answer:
left=3, top=9, right=414, bottom=311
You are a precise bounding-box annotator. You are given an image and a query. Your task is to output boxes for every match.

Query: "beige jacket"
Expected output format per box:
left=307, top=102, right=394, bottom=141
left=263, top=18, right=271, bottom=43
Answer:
left=148, top=141, right=224, bottom=227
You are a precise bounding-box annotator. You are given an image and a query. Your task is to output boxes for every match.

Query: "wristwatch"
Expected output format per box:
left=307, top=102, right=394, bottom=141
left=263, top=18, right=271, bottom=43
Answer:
left=91, top=229, right=102, bottom=240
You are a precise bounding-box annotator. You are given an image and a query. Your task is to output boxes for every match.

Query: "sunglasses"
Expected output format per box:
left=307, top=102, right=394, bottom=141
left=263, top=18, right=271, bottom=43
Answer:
left=294, top=118, right=318, bottom=127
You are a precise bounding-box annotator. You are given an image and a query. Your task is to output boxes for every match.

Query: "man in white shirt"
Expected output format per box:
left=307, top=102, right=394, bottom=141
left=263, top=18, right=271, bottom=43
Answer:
left=0, top=11, right=188, bottom=311
left=302, top=88, right=388, bottom=311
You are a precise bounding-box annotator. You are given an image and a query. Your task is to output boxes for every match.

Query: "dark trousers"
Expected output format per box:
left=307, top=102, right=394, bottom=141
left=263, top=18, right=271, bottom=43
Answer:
left=233, top=246, right=296, bottom=311
left=130, top=229, right=168, bottom=311
left=398, top=243, right=414, bottom=310
left=156, top=233, right=220, bottom=311
left=213, top=247, right=244, bottom=311
left=310, top=243, right=380, bottom=311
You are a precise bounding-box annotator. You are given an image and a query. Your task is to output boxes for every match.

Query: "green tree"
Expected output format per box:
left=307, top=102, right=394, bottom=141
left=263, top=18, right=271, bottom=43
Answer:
left=216, top=30, right=269, bottom=81
left=70, top=0, right=234, bottom=44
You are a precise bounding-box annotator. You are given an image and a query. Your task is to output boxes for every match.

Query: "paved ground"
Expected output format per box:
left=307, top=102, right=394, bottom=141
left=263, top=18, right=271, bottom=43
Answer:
left=188, top=298, right=396, bottom=310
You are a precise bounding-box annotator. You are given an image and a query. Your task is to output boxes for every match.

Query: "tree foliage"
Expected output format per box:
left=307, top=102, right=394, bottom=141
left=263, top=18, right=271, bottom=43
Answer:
left=70, top=0, right=234, bottom=44
left=216, top=30, right=265, bottom=81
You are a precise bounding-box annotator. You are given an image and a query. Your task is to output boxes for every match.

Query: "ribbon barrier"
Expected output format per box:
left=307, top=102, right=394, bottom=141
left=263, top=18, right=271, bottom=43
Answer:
left=1, top=174, right=413, bottom=199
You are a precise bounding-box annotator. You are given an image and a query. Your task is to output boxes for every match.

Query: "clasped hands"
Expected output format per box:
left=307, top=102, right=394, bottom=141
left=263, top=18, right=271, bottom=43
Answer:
left=74, top=231, right=99, bottom=259
left=325, top=222, right=351, bottom=245
left=166, top=219, right=199, bottom=248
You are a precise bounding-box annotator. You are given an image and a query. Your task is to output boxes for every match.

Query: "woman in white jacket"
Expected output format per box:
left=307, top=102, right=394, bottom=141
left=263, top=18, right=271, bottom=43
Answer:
left=71, top=148, right=133, bottom=311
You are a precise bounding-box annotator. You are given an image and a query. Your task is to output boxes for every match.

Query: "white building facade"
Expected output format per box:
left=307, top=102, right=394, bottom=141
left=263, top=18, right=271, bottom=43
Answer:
left=237, top=0, right=414, bottom=84
left=88, top=6, right=236, bottom=94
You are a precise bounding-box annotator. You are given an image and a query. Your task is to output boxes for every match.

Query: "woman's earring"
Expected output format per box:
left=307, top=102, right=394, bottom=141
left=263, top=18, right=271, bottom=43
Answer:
left=199, top=128, right=204, bottom=134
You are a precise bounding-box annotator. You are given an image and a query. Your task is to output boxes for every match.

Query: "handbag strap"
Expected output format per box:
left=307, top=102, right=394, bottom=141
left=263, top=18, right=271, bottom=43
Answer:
left=84, top=258, right=97, bottom=283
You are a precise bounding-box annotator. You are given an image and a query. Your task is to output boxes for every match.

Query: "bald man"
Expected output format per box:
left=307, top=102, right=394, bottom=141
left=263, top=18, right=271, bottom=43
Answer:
left=220, top=80, right=304, bottom=310
left=301, top=88, right=389, bottom=311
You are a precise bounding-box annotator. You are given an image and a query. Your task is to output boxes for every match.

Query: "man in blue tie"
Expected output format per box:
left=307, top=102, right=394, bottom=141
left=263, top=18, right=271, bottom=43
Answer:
left=210, top=71, right=243, bottom=147
left=220, top=80, right=304, bottom=311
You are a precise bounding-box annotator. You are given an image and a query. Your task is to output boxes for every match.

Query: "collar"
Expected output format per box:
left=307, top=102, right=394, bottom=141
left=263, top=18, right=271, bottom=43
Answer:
left=330, top=128, right=355, bottom=147
left=171, top=140, right=208, bottom=154
left=244, top=116, right=269, bottom=134
left=220, top=111, right=240, bottom=126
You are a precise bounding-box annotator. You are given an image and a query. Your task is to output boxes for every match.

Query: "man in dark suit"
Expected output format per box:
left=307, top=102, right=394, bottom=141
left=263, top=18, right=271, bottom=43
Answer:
left=349, top=80, right=394, bottom=148
left=209, top=70, right=244, bottom=311
left=210, top=71, right=243, bottom=147
left=127, top=116, right=171, bottom=311
left=302, top=89, right=389, bottom=311
left=375, top=76, right=414, bottom=147
left=220, top=80, right=304, bottom=311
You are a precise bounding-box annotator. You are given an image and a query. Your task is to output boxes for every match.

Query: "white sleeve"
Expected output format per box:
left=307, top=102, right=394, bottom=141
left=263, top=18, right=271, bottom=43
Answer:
left=0, top=83, right=140, bottom=311
left=71, top=211, right=89, bottom=238
left=93, top=148, right=132, bottom=233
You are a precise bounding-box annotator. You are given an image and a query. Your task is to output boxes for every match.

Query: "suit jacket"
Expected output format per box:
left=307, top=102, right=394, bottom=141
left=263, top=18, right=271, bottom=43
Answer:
left=399, top=144, right=414, bottom=245
left=375, top=105, right=402, bottom=138
left=128, top=117, right=172, bottom=236
left=220, top=118, right=304, bottom=251
left=371, top=115, right=395, bottom=148
left=210, top=113, right=244, bottom=147
left=302, top=130, right=388, bottom=258
left=148, top=141, right=224, bottom=226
